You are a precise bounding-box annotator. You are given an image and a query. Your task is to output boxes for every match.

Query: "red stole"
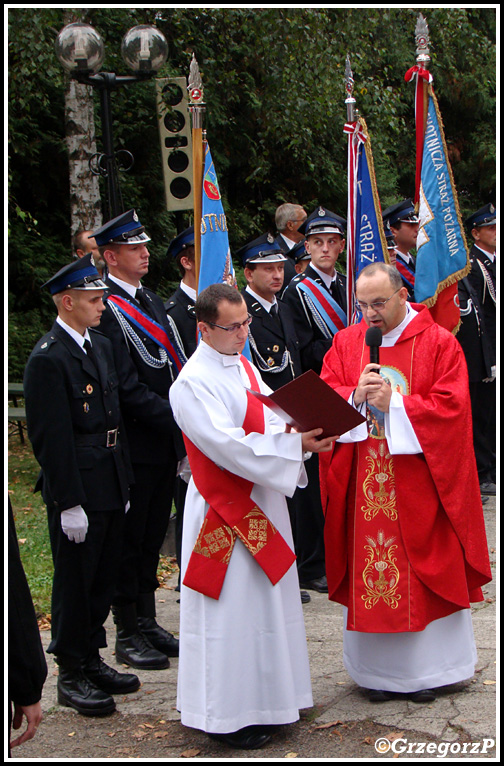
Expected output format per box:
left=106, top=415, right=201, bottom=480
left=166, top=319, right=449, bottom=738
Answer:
left=344, top=336, right=471, bottom=632
left=182, top=355, right=296, bottom=600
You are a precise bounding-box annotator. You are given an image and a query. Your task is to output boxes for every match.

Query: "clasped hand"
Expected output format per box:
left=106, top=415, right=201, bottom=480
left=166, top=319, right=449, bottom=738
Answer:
left=353, top=363, right=392, bottom=412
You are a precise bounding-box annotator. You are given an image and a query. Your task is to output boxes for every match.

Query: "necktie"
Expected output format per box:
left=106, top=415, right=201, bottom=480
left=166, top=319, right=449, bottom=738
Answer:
left=136, top=288, right=152, bottom=316
left=84, top=339, right=98, bottom=370
left=270, top=303, right=278, bottom=316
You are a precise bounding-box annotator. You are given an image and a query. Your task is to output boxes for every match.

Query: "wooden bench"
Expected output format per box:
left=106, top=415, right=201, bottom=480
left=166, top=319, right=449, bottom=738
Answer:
left=8, top=383, right=26, bottom=443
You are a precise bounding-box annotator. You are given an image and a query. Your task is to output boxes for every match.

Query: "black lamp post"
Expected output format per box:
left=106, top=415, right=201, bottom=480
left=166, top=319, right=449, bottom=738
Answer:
left=55, top=21, right=168, bottom=220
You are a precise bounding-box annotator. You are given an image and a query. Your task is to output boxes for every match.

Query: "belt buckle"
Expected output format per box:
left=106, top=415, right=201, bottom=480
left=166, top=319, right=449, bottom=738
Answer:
left=106, top=428, right=118, bottom=448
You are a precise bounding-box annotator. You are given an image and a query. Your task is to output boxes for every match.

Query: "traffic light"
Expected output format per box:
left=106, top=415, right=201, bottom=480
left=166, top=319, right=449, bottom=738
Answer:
left=156, top=77, right=194, bottom=212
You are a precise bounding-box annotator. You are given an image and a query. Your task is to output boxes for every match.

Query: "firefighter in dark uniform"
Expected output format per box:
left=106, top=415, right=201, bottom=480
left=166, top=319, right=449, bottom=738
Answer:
left=163, top=226, right=198, bottom=581
left=93, top=210, right=184, bottom=671
left=282, top=207, right=347, bottom=376
left=23, top=254, right=139, bottom=716
left=164, top=226, right=198, bottom=361
left=382, top=198, right=419, bottom=300
left=457, top=203, right=496, bottom=496
left=237, top=233, right=302, bottom=389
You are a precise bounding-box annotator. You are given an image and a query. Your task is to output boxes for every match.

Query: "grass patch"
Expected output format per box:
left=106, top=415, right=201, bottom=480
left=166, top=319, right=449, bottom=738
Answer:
left=8, top=439, right=53, bottom=617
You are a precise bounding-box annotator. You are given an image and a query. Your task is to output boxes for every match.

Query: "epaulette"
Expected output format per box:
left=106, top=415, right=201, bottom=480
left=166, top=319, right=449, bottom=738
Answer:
left=249, top=301, right=263, bottom=316
left=36, top=335, right=57, bottom=352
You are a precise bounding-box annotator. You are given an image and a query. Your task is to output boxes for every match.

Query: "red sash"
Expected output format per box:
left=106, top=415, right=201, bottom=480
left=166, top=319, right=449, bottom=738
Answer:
left=183, top=355, right=296, bottom=599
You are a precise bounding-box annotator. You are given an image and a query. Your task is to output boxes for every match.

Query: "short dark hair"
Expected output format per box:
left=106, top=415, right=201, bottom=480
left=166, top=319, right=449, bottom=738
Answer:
left=195, top=283, right=244, bottom=324
left=176, top=247, right=195, bottom=278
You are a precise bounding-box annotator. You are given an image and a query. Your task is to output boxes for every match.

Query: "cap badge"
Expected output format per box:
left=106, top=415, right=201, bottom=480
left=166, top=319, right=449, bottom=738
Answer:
left=318, top=207, right=325, bottom=217
left=490, top=204, right=495, bottom=214
left=267, top=233, right=275, bottom=243
left=133, top=211, right=139, bottom=222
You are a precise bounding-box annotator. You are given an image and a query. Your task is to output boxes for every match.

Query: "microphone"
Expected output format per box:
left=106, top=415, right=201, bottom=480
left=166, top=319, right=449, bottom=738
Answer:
left=365, top=326, right=382, bottom=367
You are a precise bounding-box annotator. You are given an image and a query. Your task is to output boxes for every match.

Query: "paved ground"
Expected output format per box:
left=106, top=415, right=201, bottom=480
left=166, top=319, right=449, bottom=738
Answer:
left=11, top=499, right=497, bottom=760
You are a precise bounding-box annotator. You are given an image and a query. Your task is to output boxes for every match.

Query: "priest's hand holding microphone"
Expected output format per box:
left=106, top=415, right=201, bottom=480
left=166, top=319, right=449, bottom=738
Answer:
left=353, top=328, right=392, bottom=412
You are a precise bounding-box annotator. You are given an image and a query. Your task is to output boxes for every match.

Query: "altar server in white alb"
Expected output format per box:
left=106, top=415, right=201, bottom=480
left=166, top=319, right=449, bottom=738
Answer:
left=169, top=283, right=338, bottom=750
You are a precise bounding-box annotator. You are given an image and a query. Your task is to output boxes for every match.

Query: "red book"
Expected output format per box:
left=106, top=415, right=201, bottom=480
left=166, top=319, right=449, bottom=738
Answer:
left=249, top=369, right=366, bottom=439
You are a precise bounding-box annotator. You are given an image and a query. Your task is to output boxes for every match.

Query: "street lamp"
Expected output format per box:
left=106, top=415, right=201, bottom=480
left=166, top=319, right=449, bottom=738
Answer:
left=55, top=21, right=168, bottom=220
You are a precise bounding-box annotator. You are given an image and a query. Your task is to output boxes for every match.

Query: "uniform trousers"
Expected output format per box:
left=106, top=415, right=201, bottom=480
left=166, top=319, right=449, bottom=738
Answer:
left=469, top=380, right=496, bottom=483
left=287, top=453, right=326, bottom=582
left=47, top=506, right=125, bottom=664
left=113, top=461, right=177, bottom=610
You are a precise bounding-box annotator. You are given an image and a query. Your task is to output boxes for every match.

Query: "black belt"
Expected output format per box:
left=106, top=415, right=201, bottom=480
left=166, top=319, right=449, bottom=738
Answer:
left=75, top=428, right=119, bottom=448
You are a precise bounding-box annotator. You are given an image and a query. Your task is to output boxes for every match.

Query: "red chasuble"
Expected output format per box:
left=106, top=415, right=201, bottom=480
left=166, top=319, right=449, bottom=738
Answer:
left=183, top=355, right=296, bottom=600
left=320, top=305, right=491, bottom=633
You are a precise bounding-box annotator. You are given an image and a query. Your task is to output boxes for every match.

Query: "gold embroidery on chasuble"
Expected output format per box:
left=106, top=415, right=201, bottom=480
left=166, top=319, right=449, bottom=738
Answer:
left=361, top=441, right=397, bottom=521
left=355, top=363, right=410, bottom=621
left=362, top=529, right=401, bottom=609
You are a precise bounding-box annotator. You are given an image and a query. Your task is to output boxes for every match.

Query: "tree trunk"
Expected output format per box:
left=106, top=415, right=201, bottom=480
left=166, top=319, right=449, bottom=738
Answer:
left=63, top=9, right=102, bottom=241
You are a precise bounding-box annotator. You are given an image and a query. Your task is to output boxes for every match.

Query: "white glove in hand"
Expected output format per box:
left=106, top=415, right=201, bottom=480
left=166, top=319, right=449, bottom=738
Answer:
left=61, top=505, right=89, bottom=543
left=177, top=455, right=192, bottom=484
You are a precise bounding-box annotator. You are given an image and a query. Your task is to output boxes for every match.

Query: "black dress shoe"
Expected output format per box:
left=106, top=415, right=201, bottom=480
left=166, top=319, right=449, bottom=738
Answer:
left=409, top=688, right=436, bottom=703
left=115, top=632, right=170, bottom=670
left=480, top=481, right=496, bottom=496
left=299, top=575, right=328, bottom=593
left=137, top=616, right=179, bottom=657
left=57, top=667, right=116, bottom=716
left=83, top=654, right=140, bottom=694
left=300, top=590, right=311, bottom=604
left=208, top=726, right=272, bottom=749
left=367, top=689, right=395, bottom=702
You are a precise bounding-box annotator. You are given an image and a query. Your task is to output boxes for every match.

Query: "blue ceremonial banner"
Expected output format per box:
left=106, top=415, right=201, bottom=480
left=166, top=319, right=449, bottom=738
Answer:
left=415, top=89, right=469, bottom=332
left=345, top=119, right=388, bottom=323
left=355, top=136, right=387, bottom=278
left=197, top=141, right=251, bottom=358
left=198, top=142, right=236, bottom=293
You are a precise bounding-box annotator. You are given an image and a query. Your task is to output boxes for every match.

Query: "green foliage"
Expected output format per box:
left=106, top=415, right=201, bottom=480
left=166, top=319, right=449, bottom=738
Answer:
left=8, top=8, right=496, bottom=377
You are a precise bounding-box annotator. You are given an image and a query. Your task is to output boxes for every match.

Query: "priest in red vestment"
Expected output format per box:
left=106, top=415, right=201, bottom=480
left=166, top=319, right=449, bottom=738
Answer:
left=320, top=263, right=491, bottom=703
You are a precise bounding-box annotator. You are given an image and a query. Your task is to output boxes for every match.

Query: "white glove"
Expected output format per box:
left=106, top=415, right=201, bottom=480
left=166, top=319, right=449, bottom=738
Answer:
left=177, top=456, right=192, bottom=483
left=61, top=505, right=89, bottom=543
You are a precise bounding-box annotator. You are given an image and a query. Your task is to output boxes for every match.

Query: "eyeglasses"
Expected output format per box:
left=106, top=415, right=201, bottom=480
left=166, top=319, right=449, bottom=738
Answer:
left=355, top=289, right=401, bottom=313
left=206, top=314, right=253, bottom=333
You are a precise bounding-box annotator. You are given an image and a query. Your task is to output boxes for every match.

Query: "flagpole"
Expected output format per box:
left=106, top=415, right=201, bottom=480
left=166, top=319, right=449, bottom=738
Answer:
left=345, top=55, right=357, bottom=325
left=405, top=14, right=432, bottom=209
left=188, top=53, right=206, bottom=293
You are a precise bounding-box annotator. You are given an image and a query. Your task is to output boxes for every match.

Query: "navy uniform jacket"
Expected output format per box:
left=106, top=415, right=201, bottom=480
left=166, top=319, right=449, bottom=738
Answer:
left=457, top=275, right=494, bottom=382
left=164, top=285, right=198, bottom=360
left=24, top=322, right=132, bottom=513
left=99, top=278, right=185, bottom=465
left=466, top=244, right=496, bottom=358
left=242, top=289, right=302, bottom=390
left=281, top=263, right=347, bottom=374
left=394, top=251, right=416, bottom=300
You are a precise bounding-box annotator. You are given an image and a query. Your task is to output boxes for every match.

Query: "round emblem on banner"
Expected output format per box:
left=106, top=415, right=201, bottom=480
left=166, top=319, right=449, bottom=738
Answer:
left=203, top=178, right=220, bottom=201
left=190, top=87, right=203, bottom=103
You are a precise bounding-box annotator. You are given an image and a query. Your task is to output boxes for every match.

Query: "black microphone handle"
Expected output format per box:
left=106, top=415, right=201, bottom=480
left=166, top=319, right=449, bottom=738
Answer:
left=369, top=347, right=380, bottom=366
